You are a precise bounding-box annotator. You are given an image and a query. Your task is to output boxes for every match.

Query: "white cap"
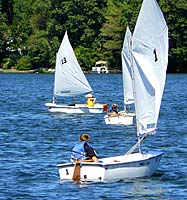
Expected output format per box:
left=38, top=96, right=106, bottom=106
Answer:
left=85, top=93, right=93, bottom=98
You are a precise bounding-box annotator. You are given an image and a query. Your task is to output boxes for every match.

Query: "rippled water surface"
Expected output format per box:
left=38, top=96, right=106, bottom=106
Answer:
left=0, top=73, right=186, bottom=200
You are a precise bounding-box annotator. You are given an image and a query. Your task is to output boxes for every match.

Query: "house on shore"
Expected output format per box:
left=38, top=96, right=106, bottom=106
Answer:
left=91, top=61, right=109, bottom=74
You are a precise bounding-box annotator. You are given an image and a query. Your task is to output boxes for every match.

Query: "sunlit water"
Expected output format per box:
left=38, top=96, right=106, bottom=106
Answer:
left=0, top=73, right=186, bottom=200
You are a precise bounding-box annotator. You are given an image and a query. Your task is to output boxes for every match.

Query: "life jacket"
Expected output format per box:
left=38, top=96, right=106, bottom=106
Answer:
left=110, top=107, right=118, bottom=114
left=71, top=141, right=88, bottom=161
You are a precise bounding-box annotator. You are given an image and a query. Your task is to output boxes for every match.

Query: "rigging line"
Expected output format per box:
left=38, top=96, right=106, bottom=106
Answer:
left=124, top=132, right=149, bottom=156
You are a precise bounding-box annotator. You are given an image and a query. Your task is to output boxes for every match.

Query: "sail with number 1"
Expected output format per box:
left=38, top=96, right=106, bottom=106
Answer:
left=132, top=0, right=168, bottom=136
left=45, top=31, right=107, bottom=113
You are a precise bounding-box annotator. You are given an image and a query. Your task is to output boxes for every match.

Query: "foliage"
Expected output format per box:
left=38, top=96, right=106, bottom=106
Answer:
left=158, top=0, right=187, bottom=72
left=16, top=55, right=32, bottom=70
left=0, top=2, right=8, bottom=64
left=0, top=0, right=186, bottom=73
left=99, top=0, right=124, bottom=69
left=27, top=35, right=51, bottom=69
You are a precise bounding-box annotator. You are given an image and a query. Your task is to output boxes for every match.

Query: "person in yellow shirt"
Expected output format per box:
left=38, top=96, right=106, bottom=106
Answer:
left=86, top=93, right=96, bottom=107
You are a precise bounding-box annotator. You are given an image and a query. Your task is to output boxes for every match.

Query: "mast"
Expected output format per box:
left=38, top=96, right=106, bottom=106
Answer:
left=52, top=52, right=58, bottom=103
left=129, top=34, right=142, bottom=152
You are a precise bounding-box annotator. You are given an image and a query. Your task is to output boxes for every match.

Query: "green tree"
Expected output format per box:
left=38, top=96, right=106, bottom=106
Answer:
left=99, top=0, right=125, bottom=69
left=27, top=35, right=51, bottom=69
left=0, top=2, right=8, bottom=66
left=159, top=0, right=187, bottom=73
left=1, top=0, right=14, bottom=25
left=16, top=55, right=32, bottom=70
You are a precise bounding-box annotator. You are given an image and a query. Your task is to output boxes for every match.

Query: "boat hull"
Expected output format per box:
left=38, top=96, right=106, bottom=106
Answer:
left=45, top=102, right=107, bottom=113
left=104, top=111, right=135, bottom=125
left=57, top=152, right=162, bottom=182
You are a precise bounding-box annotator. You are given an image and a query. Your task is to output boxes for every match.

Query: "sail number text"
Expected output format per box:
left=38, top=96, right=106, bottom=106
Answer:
left=61, top=57, right=67, bottom=65
left=153, top=49, right=158, bottom=62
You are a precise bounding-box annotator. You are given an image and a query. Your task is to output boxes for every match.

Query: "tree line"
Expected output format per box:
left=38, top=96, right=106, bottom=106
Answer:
left=0, top=0, right=186, bottom=73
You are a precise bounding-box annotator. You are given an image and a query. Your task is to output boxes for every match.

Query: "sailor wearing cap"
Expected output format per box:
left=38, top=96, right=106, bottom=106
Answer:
left=71, top=133, right=98, bottom=162
left=85, top=93, right=96, bottom=107
left=108, top=103, right=119, bottom=116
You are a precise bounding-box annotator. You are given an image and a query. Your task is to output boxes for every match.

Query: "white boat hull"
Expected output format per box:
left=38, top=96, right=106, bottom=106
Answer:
left=45, top=102, right=108, bottom=113
left=57, top=152, right=162, bottom=182
left=104, top=111, right=135, bottom=125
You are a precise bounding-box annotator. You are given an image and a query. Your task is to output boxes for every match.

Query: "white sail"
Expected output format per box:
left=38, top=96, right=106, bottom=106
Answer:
left=121, top=26, right=134, bottom=106
left=132, top=0, right=168, bottom=135
left=54, top=31, right=93, bottom=97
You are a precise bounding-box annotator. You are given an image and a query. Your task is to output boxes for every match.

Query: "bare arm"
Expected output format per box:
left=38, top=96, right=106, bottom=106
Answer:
left=92, top=156, right=98, bottom=162
left=82, top=156, right=98, bottom=163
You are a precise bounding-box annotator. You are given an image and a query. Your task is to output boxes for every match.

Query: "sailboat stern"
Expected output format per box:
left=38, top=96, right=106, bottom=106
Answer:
left=104, top=112, right=135, bottom=125
left=57, top=162, right=106, bottom=182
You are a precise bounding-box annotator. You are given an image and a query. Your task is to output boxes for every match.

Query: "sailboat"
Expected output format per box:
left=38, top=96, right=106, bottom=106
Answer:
left=104, top=26, right=135, bottom=125
left=45, top=31, right=107, bottom=113
left=57, top=0, right=168, bottom=181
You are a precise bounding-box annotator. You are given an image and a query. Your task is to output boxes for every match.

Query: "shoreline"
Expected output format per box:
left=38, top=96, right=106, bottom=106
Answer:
left=0, top=68, right=55, bottom=74
left=0, top=69, right=31, bottom=73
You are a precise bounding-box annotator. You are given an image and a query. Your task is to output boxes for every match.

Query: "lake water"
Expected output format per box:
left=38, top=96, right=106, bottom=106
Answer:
left=0, top=73, right=186, bottom=200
